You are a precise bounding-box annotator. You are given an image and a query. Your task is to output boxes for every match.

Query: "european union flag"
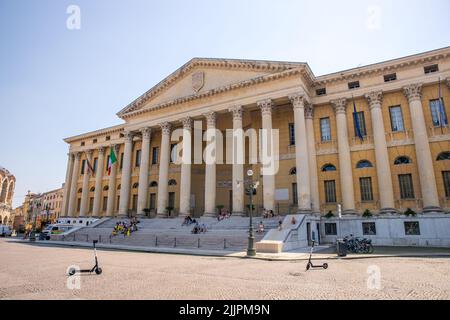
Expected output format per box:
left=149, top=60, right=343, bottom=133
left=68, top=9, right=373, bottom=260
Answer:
left=439, top=78, right=448, bottom=127
left=353, top=97, right=364, bottom=142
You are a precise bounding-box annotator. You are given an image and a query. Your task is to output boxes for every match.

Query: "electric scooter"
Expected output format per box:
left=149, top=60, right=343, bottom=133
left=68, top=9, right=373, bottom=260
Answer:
left=68, top=240, right=102, bottom=276
left=306, top=240, right=328, bottom=271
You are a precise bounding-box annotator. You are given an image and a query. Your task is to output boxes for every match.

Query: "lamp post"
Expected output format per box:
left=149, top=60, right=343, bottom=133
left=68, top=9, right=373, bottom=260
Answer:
left=29, top=199, right=39, bottom=242
left=246, top=170, right=258, bottom=257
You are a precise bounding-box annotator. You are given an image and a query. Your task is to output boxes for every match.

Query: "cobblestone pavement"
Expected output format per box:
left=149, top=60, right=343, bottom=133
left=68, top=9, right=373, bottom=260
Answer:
left=0, top=239, right=449, bottom=300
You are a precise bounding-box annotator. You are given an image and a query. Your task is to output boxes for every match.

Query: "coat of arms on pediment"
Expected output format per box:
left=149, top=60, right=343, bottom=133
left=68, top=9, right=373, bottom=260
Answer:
left=192, top=71, right=205, bottom=93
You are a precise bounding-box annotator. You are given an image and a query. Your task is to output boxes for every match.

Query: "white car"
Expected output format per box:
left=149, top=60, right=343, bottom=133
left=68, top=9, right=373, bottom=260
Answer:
left=42, top=224, right=73, bottom=240
left=0, top=225, right=12, bottom=237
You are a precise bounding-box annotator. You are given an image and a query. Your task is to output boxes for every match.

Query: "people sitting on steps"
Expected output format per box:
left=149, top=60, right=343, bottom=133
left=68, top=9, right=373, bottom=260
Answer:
left=263, top=209, right=276, bottom=219
left=191, top=222, right=207, bottom=234
left=182, top=215, right=196, bottom=226
left=257, top=221, right=265, bottom=233
left=112, top=220, right=139, bottom=237
left=217, top=208, right=231, bottom=221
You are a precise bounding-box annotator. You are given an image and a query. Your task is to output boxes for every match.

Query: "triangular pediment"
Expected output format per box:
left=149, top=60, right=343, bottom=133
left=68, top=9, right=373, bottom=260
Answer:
left=117, top=58, right=306, bottom=117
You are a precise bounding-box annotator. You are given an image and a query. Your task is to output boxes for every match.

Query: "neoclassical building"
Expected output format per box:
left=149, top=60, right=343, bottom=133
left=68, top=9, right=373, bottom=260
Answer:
left=0, top=166, right=16, bottom=225
left=62, top=47, right=450, bottom=218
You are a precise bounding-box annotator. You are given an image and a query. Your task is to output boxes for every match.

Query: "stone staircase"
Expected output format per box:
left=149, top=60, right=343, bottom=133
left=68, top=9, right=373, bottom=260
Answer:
left=53, top=216, right=281, bottom=251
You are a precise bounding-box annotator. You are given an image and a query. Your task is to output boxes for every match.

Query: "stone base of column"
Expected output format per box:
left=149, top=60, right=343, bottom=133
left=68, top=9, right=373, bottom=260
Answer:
left=422, top=206, right=445, bottom=214
left=296, top=208, right=312, bottom=215
left=203, top=212, right=217, bottom=217
left=232, top=211, right=245, bottom=217
left=342, top=209, right=358, bottom=216
left=379, top=207, right=399, bottom=215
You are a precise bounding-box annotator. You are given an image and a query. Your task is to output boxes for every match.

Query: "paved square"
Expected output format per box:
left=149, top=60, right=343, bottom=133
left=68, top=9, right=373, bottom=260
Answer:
left=0, top=239, right=449, bottom=300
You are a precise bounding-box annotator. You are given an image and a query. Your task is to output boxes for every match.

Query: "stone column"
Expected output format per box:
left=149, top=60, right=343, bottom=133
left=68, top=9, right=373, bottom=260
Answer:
left=403, top=84, right=442, bottom=212
left=61, top=153, right=74, bottom=216
left=204, top=112, right=217, bottom=216
left=289, top=94, right=312, bottom=213
left=118, top=132, right=134, bottom=216
left=365, top=91, right=397, bottom=213
left=305, top=105, right=321, bottom=213
left=179, top=118, right=192, bottom=216
left=67, top=152, right=81, bottom=217
left=229, top=106, right=245, bottom=216
left=79, top=149, right=93, bottom=217
left=157, top=122, right=171, bottom=216
left=92, top=147, right=106, bottom=217
left=106, top=145, right=120, bottom=217
left=331, top=99, right=356, bottom=214
left=258, top=99, right=275, bottom=212
left=137, top=127, right=151, bottom=216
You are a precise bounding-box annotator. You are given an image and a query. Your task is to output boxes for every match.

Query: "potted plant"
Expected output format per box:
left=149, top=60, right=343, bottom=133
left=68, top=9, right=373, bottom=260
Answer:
left=216, top=205, right=224, bottom=215
left=165, top=206, right=174, bottom=217
left=404, top=208, right=417, bottom=217
left=143, top=208, right=151, bottom=217
left=325, top=211, right=334, bottom=219
left=362, top=209, right=373, bottom=218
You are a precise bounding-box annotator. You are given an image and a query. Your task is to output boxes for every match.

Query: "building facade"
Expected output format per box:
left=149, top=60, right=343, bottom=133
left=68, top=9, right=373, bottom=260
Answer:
left=62, top=47, right=450, bottom=218
left=0, top=166, right=15, bottom=225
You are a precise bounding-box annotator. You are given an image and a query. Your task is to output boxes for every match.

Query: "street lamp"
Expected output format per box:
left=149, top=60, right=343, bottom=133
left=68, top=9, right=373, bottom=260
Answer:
left=29, top=200, right=41, bottom=242
left=245, top=169, right=258, bottom=257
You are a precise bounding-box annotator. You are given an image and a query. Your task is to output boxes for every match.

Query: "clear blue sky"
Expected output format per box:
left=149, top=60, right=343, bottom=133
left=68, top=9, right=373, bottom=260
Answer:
left=1, top=0, right=449, bottom=208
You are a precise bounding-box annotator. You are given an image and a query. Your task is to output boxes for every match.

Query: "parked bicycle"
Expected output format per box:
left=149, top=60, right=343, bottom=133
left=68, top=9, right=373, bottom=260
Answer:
left=343, top=234, right=374, bottom=254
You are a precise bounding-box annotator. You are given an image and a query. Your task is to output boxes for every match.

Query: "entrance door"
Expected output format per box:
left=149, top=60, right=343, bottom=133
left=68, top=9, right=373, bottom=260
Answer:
left=306, top=222, right=311, bottom=246
left=316, top=223, right=321, bottom=245
left=229, top=190, right=233, bottom=212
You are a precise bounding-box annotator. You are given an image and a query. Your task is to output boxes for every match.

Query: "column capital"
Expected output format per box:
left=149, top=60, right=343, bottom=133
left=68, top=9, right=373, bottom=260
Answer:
left=123, top=131, right=134, bottom=142
left=140, top=127, right=152, bottom=139
left=159, top=122, right=171, bottom=135
left=257, top=99, right=273, bottom=116
left=289, top=93, right=309, bottom=109
left=74, top=152, right=82, bottom=159
left=403, top=83, right=423, bottom=103
left=331, top=98, right=348, bottom=115
left=113, top=144, right=121, bottom=153
left=98, top=146, right=106, bottom=154
left=229, top=105, right=243, bottom=121
left=180, top=117, right=193, bottom=130
left=305, top=104, right=314, bottom=119
left=365, top=91, right=383, bottom=109
left=203, top=112, right=217, bottom=128
left=85, top=149, right=94, bottom=156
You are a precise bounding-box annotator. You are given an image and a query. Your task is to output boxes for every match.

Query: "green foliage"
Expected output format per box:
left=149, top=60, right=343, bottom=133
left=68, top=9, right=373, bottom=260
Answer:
left=404, top=208, right=417, bottom=217
left=325, top=211, right=334, bottom=219
left=362, top=209, right=373, bottom=217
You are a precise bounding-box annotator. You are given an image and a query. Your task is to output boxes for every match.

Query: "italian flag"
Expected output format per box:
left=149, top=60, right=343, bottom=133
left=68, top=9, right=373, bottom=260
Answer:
left=108, top=147, right=117, bottom=175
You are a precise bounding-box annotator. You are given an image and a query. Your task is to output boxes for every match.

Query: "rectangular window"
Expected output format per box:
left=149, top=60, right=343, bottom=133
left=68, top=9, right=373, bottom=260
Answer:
left=168, top=192, right=175, bottom=208
left=404, top=221, right=420, bottom=235
left=399, top=174, right=415, bottom=199
left=292, top=183, right=298, bottom=205
left=81, top=160, right=86, bottom=175
left=132, top=194, right=138, bottom=211
left=105, top=155, right=110, bottom=172
left=442, top=171, right=450, bottom=198
left=389, top=106, right=405, bottom=132
left=354, top=111, right=367, bottom=137
left=324, top=180, right=337, bottom=203
left=93, top=139, right=97, bottom=144
left=106, top=136, right=110, bottom=141
left=348, top=81, right=360, bottom=90
left=135, top=150, right=141, bottom=167
left=325, top=223, right=337, bottom=235
left=89, top=197, right=94, bottom=213
left=102, top=196, right=108, bottom=212
left=152, top=147, right=159, bottom=165
left=316, top=88, right=326, bottom=96
left=120, top=153, right=124, bottom=169
left=362, top=222, right=376, bottom=235
left=93, top=157, right=98, bottom=173
left=384, top=73, right=397, bottom=82
left=288, top=123, right=295, bottom=146
left=430, top=99, right=447, bottom=127
left=149, top=193, right=156, bottom=210
left=116, top=196, right=120, bottom=211
left=320, top=117, right=331, bottom=142
left=360, top=177, right=374, bottom=202
left=81, top=142, right=85, bottom=147
left=424, top=64, right=439, bottom=74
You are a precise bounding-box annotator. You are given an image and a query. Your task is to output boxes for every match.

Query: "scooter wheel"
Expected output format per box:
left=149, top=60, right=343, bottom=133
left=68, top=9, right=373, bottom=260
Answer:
left=68, top=268, right=76, bottom=276
left=306, top=263, right=311, bottom=271
left=323, top=263, right=329, bottom=270
left=95, top=267, right=102, bottom=275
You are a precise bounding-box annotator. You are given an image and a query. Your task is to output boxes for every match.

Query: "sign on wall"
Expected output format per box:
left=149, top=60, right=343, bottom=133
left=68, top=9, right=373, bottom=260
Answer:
left=275, top=189, right=289, bottom=201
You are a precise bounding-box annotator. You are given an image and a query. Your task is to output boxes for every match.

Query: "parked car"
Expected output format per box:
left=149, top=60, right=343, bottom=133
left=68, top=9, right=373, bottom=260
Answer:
left=0, top=225, right=12, bottom=237
left=42, top=224, right=73, bottom=240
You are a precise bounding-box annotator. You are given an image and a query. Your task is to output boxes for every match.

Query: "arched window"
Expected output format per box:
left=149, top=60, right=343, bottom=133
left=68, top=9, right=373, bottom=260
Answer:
left=356, top=160, right=373, bottom=169
left=321, top=164, right=337, bottom=172
left=168, top=179, right=177, bottom=186
left=103, top=185, right=109, bottom=191
left=289, top=167, right=297, bottom=175
left=89, top=187, right=95, bottom=192
left=150, top=181, right=158, bottom=187
left=394, top=156, right=412, bottom=165
left=437, top=152, right=450, bottom=161
left=0, top=179, right=7, bottom=203
left=132, top=183, right=139, bottom=189
left=77, top=188, right=82, bottom=193
left=117, top=184, right=121, bottom=190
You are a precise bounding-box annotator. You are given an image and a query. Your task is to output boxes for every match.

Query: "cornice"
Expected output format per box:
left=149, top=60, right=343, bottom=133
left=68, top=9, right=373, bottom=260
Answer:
left=64, top=124, right=125, bottom=144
